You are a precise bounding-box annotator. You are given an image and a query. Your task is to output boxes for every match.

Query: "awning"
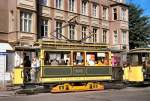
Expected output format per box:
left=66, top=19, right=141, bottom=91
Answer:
left=0, top=43, right=13, bottom=52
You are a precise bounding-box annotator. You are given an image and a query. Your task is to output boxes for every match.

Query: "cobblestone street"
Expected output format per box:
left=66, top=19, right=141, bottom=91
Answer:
left=0, top=87, right=150, bottom=101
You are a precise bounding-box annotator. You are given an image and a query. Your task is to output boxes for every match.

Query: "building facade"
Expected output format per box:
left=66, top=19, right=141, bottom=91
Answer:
left=0, top=0, right=129, bottom=47
left=0, top=0, right=128, bottom=85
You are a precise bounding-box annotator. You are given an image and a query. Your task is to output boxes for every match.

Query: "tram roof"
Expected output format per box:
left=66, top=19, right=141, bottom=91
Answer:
left=14, top=40, right=110, bottom=51
left=35, top=40, right=109, bottom=51
left=15, top=46, right=40, bottom=51
left=129, top=48, right=150, bottom=54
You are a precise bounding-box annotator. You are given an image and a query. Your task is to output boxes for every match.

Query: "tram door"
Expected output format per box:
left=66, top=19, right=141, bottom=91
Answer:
left=12, top=67, right=24, bottom=85
left=12, top=49, right=39, bottom=85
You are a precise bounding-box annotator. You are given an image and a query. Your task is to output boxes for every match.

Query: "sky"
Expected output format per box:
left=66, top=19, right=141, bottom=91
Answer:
left=127, top=0, right=150, bottom=16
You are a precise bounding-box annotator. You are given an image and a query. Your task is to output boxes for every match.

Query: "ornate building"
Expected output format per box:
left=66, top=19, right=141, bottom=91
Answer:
left=0, top=0, right=128, bottom=85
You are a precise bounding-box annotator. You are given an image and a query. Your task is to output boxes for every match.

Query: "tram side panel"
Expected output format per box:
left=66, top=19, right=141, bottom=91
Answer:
left=39, top=66, right=112, bottom=84
left=39, top=51, right=112, bottom=84
left=12, top=50, right=113, bottom=86
left=12, top=67, right=24, bottom=85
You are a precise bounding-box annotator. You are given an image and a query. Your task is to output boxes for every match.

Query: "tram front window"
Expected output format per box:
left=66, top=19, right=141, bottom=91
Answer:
left=44, top=51, right=71, bottom=66
left=129, top=54, right=140, bottom=66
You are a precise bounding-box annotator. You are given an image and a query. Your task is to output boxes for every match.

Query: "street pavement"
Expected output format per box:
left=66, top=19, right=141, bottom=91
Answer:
left=0, top=87, right=150, bottom=101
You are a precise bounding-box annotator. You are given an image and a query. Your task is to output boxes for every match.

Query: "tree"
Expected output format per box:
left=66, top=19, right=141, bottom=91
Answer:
left=129, top=3, right=150, bottom=49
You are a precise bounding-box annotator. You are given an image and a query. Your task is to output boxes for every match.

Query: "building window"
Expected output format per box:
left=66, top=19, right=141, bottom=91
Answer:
left=56, top=21, right=62, bottom=39
left=93, top=4, right=97, bottom=17
left=39, top=0, right=48, bottom=6
left=20, top=12, right=32, bottom=32
left=122, top=31, right=126, bottom=44
left=56, top=0, right=62, bottom=9
left=82, top=0, right=87, bottom=15
left=82, top=26, right=87, bottom=40
left=41, top=19, right=48, bottom=37
left=69, top=0, right=75, bottom=12
left=121, top=8, right=126, bottom=21
left=69, top=24, right=75, bottom=40
left=102, top=30, right=107, bottom=43
left=113, top=8, right=117, bottom=20
left=92, top=28, right=97, bottom=43
left=114, top=31, right=118, bottom=44
left=103, top=7, right=108, bottom=20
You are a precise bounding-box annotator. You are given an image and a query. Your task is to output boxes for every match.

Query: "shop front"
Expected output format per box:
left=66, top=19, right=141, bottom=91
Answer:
left=0, top=43, right=13, bottom=88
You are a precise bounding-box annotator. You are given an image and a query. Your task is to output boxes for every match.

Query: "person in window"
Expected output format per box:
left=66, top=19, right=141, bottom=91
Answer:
left=76, top=55, right=83, bottom=65
left=59, top=59, right=66, bottom=65
left=103, top=58, right=109, bottom=65
left=65, top=59, right=70, bottom=65
left=51, top=59, right=59, bottom=66
left=97, top=60, right=103, bottom=66
left=88, top=58, right=95, bottom=66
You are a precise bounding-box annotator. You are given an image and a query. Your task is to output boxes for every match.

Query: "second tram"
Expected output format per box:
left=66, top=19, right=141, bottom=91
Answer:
left=123, top=48, right=150, bottom=83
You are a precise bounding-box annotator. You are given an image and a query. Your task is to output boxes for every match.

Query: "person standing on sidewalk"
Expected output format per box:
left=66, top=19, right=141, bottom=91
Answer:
left=31, top=57, right=40, bottom=82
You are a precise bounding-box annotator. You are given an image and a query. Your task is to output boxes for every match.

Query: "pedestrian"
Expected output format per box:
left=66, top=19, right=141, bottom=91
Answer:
left=23, top=55, right=31, bottom=82
left=31, top=57, right=40, bottom=82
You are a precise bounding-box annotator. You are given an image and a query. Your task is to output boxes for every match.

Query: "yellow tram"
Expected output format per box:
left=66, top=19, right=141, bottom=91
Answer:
left=12, top=40, right=112, bottom=92
left=123, top=48, right=150, bottom=83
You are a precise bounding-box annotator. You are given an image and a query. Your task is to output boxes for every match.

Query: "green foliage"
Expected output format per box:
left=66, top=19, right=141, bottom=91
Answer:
left=129, top=3, right=150, bottom=49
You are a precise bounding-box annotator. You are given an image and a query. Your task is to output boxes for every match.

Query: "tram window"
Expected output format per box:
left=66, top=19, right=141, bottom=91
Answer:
left=130, top=54, right=139, bottom=66
left=44, top=51, right=71, bottom=66
left=86, top=52, right=109, bottom=66
left=73, top=52, right=84, bottom=65
left=86, top=52, right=96, bottom=66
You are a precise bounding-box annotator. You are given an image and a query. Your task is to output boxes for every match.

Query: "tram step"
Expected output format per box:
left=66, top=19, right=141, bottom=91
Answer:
left=51, top=82, right=104, bottom=93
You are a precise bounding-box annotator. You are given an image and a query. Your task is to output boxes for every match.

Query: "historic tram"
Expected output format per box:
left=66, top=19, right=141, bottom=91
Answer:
left=12, top=40, right=112, bottom=92
left=123, top=48, right=150, bottom=83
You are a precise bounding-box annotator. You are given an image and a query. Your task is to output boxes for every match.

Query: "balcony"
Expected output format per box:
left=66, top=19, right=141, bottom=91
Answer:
left=91, top=18, right=99, bottom=27
left=41, top=6, right=50, bottom=17
left=8, top=32, right=18, bottom=43
left=120, top=21, right=128, bottom=30
left=17, top=0, right=36, bottom=11
left=55, top=10, right=65, bottom=20
left=80, top=16, right=89, bottom=25
left=102, top=20, right=109, bottom=29
left=18, top=32, right=36, bottom=45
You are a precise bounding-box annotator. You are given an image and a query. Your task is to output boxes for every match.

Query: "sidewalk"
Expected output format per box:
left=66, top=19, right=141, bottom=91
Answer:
left=0, top=91, right=14, bottom=97
left=0, top=86, right=15, bottom=97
